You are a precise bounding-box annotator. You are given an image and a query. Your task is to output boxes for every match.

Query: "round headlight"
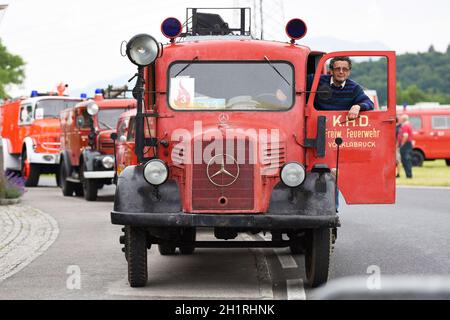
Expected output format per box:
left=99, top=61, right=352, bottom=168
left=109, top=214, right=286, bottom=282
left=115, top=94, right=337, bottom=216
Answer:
left=102, top=156, right=114, bottom=169
left=87, top=101, right=99, bottom=115
left=143, top=159, right=169, bottom=186
left=280, top=162, right=306, bottom=187
left=126, top=34, right=159, bottom=66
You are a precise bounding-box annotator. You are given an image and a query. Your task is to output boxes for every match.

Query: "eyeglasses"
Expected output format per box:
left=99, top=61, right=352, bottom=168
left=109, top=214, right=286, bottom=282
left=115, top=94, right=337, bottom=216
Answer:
left=332, top=67, right=350, bottom=72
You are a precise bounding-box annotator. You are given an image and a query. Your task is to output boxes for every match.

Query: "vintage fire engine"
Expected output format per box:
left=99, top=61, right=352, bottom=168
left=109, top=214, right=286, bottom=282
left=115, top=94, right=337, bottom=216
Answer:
left=59, top=91, right=135, bottom=201
left=113, top=108, right=138, bottom=176
left=0, top=90, right=82, bottom=186
left=111, top=8, right=396, bottom=288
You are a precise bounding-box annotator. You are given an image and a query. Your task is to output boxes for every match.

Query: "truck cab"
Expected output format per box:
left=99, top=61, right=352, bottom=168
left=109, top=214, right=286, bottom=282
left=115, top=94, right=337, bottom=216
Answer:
left=111, top=8, right=397, bottom=288
left=59, top=92, right=136, bottom=201
left=1, top=92, right=82, bottom=186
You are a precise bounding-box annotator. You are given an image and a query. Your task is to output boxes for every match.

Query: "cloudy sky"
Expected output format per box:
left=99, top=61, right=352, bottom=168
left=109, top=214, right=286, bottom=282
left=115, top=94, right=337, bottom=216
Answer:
left=0, top=0, right=449, bottom=97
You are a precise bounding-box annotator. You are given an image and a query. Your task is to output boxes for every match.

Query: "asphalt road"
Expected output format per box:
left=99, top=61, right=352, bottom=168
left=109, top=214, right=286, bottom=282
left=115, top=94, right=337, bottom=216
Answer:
left=0, top=176, right=449, bottom=299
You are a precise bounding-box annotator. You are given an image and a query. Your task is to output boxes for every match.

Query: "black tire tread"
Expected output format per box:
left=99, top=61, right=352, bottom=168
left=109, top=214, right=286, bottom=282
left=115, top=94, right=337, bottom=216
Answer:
left=126, top=226, right=148, bottom=287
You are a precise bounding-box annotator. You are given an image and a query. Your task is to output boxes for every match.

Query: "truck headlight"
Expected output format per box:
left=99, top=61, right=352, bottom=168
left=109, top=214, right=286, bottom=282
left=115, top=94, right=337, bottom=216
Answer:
left=126, top=34, right=159, bottom=66
left=102, top=156, right=114, bottom=169
left=280, top=162, right=306, bottom=187
left=143, top=159, right=168, bottom=186
left=87, top=101, right=99, bottom=115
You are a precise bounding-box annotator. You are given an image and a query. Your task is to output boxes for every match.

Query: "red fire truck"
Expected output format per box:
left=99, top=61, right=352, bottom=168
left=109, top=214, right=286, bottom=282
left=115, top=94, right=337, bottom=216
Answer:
left=59, top=92, right=135, bottom=201
left=1, top=91, right=82, bottom=186
left=111, top=8, right=396, bottom=288
left=397, top=106, right=450, bottom=166
left=114, top=108, right=138, bottom=176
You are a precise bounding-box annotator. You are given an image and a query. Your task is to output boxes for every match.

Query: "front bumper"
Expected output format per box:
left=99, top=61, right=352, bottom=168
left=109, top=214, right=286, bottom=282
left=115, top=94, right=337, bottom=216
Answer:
left=111, top=211, right=340, bottom=229
left=83, top=171, right=115, bottom=179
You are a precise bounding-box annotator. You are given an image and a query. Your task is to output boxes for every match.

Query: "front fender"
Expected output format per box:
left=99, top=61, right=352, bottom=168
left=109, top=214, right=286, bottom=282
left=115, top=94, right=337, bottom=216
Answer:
left=113, top=165, right=181, bottom=214
left=268, top=172, right=336, bottom=216
left=81, top=149, right=101, bottom=171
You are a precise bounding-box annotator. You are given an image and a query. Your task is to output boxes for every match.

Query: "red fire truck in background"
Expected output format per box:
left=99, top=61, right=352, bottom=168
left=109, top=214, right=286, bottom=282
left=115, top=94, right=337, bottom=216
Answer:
left=59, top=92, right=135, bottom=201
left=0, top=90, right=82, bottom=186
left=398, top=105, right=450, bottom=166
left=113, top=108, right=138, bottom=176
left=111, top=8, right=396, bottom=288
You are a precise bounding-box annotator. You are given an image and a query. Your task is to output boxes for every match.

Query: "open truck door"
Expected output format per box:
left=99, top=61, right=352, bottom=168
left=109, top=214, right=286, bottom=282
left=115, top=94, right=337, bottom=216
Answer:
left=306, top=51, right=396, bottom=204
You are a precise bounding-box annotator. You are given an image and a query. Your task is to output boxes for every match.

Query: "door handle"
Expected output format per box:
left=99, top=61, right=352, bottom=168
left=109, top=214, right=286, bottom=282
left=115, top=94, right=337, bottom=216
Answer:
left=382, top=117, right=396, bottom=123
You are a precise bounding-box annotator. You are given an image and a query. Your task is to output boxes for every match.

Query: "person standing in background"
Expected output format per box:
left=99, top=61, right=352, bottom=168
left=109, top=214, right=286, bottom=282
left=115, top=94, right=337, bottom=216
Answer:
left=396, top=116, right=402, bottom=178
left=398, top=114, right=413, bottom=178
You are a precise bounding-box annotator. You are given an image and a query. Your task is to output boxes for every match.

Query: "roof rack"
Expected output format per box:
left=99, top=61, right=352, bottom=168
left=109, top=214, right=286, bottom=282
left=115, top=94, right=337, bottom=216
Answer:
left=183, top=7, right=251, bottom=37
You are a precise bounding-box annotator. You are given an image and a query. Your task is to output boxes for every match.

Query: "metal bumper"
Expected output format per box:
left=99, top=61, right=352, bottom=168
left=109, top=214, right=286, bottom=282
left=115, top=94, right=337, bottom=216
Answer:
left=111, top=211, right=340, bottom=229
left=83, top=171, right=115, bottom=179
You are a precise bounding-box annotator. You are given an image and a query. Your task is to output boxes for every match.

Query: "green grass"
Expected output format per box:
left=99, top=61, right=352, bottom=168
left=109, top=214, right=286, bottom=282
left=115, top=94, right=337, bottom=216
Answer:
left=397, top=159, right=450, bottom=187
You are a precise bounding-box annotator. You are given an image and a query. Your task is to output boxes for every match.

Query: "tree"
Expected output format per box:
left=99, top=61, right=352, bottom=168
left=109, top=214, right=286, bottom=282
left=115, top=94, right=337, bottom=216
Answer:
left=0, top=38, right=25, bottom=98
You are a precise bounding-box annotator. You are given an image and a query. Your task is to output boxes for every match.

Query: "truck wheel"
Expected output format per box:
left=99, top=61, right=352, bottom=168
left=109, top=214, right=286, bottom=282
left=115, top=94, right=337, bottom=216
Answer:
left=304, top=228, right=331, bottom=288
left=446, top=159, right=450, bottom=166
left=179, top=228, right=196, bottom=255
left=158, top=244, right=176, bottom=255
left=81, top=165, right=98, bottom=201
left=74, top=184, right=84, bottom=197
left=411, top=150, right=424, bottom=167
left=21, top=151, right=40, bottom=187
left=126, top=226, right=148, bottom=287
left=60, top=163, right=75, bottom=196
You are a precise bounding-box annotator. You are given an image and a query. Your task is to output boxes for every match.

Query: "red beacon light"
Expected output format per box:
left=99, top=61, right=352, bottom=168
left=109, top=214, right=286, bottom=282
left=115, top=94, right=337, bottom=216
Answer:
left=285, top=18, right=307, bottom=44
left=161, top=17, right=182, bottom=43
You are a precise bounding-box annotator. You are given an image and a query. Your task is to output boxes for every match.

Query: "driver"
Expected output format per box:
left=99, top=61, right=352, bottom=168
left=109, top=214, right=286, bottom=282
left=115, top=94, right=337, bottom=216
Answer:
left=308, top=56, right=374, bottom=119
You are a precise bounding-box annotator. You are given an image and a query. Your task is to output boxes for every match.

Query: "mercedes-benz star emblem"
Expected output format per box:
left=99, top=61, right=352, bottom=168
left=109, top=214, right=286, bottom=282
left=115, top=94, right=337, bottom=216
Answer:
left=206, top=154, right=240, bottom=187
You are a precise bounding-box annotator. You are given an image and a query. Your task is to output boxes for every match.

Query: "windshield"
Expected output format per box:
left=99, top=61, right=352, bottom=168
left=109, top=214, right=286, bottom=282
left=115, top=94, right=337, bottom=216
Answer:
left=168, top=61, right=294, bottom=111
left=97, top=108, right=130, bottom=130
left=35, top=99, right=81, bottom=118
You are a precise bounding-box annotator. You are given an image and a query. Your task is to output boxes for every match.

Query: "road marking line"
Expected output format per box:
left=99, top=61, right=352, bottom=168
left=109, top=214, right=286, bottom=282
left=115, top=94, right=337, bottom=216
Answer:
left=274, top=248, right=298, bottom=269
left=241, top=233, right=274, bottom=299
left=286, top=279, right=306, bottom=300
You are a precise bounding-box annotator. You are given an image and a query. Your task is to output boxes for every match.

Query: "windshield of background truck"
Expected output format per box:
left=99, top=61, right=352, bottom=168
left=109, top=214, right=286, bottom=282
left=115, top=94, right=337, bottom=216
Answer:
left=97, top=108, right=129, bottom=129
left=168, top=61, right=294, bottom=110
left=35, top=99, right=80, bottom=118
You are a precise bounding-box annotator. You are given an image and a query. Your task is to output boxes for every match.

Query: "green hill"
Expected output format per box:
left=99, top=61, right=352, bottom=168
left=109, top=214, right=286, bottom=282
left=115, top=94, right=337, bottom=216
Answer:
left=350, top=45, right=450, bottom=106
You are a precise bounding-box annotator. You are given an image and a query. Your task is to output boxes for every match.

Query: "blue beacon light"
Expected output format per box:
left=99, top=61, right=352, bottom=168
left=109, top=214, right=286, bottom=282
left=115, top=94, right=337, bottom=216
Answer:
left=161, top=17, right=182, bottom=43
left=285, top=18, right=307, bottom=44
left=95, top=88, right=103, bottom=95
left=31, top=90, right=38, bottom=97
left=80, top=93, right=87, bottom=99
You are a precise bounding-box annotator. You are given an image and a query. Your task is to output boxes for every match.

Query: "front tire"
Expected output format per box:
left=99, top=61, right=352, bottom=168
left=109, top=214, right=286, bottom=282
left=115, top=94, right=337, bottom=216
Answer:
left=81, top=164, right=98, bottom=201
left=21, top=150, right=40, bottom=187
left=305, top=228, right=331, bottom=288
left=60, top=163, right=74, bottom=196
left=126, top=226, right=148, bottom=287
left=411, top=150, right=424, bottom=167
left=446, top=159, right=450, bottom=166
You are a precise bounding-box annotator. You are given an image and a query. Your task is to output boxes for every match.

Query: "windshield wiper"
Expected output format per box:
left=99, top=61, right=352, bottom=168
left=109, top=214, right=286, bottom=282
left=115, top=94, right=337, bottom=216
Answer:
left=264, top=56, right=291, bottom=87
left=174, top=56, right=199, bottom=77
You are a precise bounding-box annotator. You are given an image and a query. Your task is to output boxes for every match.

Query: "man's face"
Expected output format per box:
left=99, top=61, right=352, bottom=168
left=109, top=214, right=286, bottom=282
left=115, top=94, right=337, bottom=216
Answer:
left=330, top=60, right=351, bottom=85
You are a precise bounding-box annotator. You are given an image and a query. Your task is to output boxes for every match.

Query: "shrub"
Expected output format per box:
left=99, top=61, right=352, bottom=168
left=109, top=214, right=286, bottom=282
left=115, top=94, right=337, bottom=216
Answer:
left=0, top=171, right=25, bottom=199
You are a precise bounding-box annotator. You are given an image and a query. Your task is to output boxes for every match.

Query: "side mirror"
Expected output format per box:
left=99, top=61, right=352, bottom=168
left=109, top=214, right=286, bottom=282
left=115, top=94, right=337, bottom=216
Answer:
left=76, top=115, right=85, bottom=128
left=110, top=132, right=118, bottom=140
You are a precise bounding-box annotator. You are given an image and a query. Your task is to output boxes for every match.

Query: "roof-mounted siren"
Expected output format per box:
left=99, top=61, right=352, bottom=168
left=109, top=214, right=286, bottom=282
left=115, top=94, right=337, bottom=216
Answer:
left=285, top=18, right=307, bottom=44
left=161, top=17, right=182, bottom=43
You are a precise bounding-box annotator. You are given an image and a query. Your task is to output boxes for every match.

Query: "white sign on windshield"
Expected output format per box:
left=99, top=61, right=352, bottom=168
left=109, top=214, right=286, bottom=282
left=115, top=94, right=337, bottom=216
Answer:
left=35, top=108, right=44, bottom=120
